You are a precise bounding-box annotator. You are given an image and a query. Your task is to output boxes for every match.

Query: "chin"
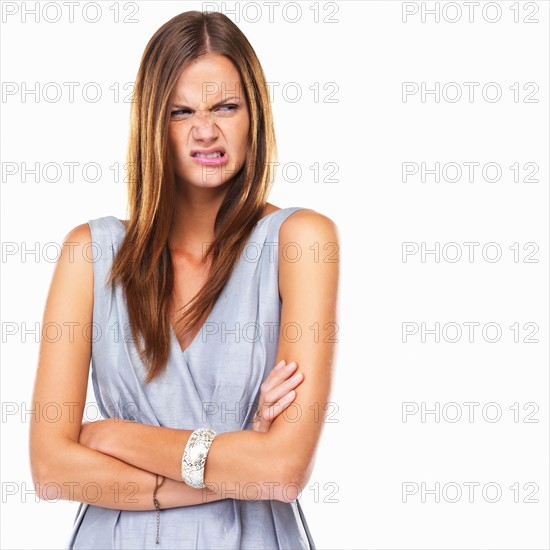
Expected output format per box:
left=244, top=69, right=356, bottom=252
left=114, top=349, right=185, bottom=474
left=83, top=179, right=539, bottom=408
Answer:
left=193, top=162, right=243, bottom=184
left=176, top=172, right=233, bottom=190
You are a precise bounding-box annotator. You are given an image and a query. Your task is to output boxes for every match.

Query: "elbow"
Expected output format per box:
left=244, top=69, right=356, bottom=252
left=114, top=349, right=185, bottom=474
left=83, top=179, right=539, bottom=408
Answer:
left=29, top=439, right=69, bottom=501
left=30, top=460, right=55, bottom=501
left=274, top=457, right=314, bottom=504
left=260, top=434, right=315, bottom=503
left=32, top=461, right=74, bottom=502
left=30, top=442, right=49, bottom=499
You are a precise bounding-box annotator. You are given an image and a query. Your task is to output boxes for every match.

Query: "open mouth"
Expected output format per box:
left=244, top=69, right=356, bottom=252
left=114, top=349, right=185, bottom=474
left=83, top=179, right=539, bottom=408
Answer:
left=191, top=150, right=226, bottom=158
left=191, top=151, right=225, bottom=159
left=190, top=149, right=229, bottom=166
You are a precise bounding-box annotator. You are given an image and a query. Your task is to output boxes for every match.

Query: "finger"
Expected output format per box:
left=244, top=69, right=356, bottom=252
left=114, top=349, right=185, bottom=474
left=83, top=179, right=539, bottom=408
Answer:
left=265, top=371, right=303, bottom=404
left=261, top=391, right=297, bottom=423
left=254, top=389, right=297, bottom=432
left=260, top=361, right=298, bottom=394
left=252, top=404, right=272, bottom=433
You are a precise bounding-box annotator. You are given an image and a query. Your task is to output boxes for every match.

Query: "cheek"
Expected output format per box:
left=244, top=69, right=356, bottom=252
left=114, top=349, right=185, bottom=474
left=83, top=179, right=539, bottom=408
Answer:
left=234, top=118, right=250, bottom=156
left=169, top=132, right=186, bottom=162
left=168, top=130, right=177, bottom=153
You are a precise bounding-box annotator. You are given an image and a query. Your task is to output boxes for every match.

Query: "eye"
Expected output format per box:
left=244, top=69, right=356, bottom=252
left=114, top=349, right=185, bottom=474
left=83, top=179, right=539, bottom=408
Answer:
left=170, top=109, right=192, bottom=118
left=216, top=104, right=239, bottom=113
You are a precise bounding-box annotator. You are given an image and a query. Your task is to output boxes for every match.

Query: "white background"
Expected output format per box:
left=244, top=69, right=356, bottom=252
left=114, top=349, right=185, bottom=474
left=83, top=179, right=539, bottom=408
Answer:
left=1, top=1, right=549, bottom=549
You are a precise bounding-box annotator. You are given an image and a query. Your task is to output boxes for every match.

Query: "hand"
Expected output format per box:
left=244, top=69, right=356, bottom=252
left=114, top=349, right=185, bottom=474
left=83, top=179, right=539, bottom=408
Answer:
left=252, top=360, right=304, bottom=433
left=78, top=418, right=116, bottom=452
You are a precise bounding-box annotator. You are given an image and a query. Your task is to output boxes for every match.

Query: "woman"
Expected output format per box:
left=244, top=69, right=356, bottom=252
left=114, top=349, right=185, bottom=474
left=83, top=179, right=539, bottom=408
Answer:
left=29, top=10, right=339, bottom=550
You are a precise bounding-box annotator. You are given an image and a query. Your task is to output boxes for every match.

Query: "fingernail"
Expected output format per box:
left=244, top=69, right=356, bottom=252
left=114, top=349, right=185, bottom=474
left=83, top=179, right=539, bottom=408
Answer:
left=275, top=360, right=286, bottom=369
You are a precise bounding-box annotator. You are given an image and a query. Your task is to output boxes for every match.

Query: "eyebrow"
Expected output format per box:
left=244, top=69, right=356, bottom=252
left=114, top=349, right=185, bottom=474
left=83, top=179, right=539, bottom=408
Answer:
left=171, top=96, right=243, bottom=109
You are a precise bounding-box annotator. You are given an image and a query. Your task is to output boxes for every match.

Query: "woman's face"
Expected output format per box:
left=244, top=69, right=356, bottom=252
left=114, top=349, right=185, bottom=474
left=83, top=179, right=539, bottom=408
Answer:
left=168, top=53, right=250, bottom=191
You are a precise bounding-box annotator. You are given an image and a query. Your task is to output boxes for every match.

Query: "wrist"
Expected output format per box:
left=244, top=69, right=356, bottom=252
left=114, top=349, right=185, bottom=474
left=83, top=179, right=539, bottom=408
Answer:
left=181, top=428, right=217, bottom=489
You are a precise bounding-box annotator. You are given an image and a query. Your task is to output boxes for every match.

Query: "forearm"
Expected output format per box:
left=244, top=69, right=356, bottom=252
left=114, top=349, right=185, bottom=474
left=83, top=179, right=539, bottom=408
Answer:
left=37, top=439, right=223, bottom=509
left=96, top=420, right=291, bottom=501
left=205, top=430, right=292, bottom=501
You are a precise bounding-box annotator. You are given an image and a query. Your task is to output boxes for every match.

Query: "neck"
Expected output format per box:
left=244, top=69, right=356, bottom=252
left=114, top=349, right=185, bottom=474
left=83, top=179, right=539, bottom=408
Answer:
left=168, top=181, right=231, bottom=258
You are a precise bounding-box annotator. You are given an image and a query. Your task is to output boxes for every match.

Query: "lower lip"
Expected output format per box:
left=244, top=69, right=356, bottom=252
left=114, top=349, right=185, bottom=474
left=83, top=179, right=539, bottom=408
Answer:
left=191, top=153, right=228, bottom=166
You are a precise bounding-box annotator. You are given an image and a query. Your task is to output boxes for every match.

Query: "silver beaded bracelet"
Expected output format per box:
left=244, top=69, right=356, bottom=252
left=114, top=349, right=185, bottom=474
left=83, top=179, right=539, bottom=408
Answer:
left=181, top=428, right=217, bottom=489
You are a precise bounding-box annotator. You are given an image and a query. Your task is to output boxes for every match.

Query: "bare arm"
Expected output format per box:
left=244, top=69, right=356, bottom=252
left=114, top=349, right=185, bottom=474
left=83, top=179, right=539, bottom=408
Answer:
left=28, top=224, right=222, bottom=508
left=35, top=439, right=222, bottom=509
left=74, top=210, right=339, bottom=502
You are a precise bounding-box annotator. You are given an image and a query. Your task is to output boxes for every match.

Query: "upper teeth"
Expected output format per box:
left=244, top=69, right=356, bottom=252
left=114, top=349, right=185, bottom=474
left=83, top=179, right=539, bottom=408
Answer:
left=194, top=152, right=223, bottom=158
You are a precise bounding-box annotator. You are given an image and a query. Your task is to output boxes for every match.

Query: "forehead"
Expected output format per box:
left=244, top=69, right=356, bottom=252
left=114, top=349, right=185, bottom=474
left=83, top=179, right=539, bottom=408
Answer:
left=171, top=53, right=244, bottom=104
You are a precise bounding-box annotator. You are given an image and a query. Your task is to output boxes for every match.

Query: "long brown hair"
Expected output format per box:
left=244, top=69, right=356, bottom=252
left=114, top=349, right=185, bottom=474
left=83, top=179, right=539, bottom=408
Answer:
left=106, top=11, right=277, bottom=383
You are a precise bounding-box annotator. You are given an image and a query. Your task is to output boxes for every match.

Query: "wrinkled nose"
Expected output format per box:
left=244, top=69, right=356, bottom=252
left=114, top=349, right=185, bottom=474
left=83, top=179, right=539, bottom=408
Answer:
left=191, top=111, right=219, bottom=138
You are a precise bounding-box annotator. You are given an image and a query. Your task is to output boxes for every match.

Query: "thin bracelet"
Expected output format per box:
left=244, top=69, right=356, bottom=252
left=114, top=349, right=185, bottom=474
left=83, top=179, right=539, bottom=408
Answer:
left=153, top=474, right=165, bottom=545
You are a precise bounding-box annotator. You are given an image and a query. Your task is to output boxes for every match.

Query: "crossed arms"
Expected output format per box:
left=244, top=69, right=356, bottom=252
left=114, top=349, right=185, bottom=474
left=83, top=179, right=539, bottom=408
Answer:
left=29, top=209, right=339, bottom=510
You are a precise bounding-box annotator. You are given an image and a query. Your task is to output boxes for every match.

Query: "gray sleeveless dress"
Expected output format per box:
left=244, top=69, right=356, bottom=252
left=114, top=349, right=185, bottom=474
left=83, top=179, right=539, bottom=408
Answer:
left=65, top=207, right=316, bottom=550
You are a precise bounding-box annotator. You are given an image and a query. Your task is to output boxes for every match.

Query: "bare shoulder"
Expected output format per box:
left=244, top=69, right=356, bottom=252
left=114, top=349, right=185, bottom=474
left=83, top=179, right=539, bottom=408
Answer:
left=48, top=222, right=94, bottom=301
left=278, top=208, right=339, bottom=300
left=63, top=222, right=92, bottom=244
left=279, top=208, right=339, bottom=245
left=57, top=222, right=94, bottom=271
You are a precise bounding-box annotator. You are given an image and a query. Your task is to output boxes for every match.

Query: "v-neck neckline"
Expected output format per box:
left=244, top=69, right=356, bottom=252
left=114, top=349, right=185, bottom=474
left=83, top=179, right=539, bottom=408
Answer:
left=112, top=208, right=285, bottom=356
